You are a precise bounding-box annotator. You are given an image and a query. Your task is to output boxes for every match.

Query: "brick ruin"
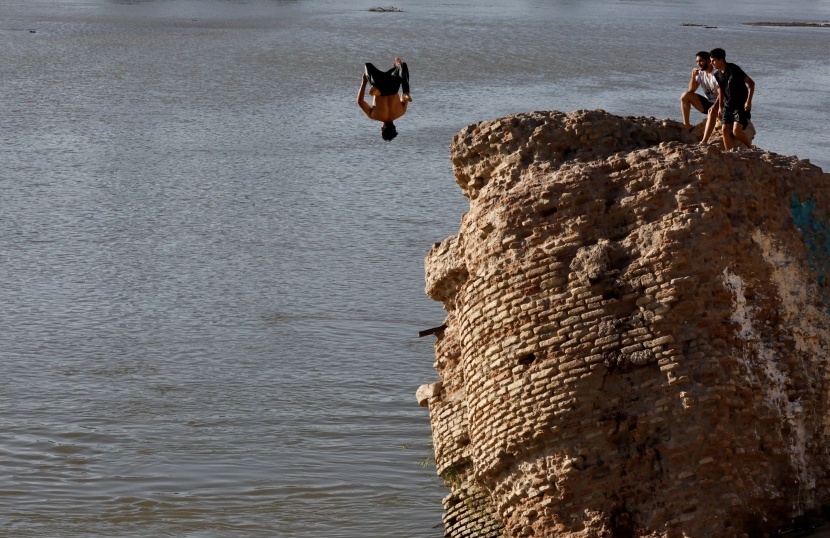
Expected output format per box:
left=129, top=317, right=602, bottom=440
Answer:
left=417, top=110, right=830, bottom=537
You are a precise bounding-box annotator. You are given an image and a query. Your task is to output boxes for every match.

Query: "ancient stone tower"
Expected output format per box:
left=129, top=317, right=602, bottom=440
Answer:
left=418, top=110, right=830, bottom=537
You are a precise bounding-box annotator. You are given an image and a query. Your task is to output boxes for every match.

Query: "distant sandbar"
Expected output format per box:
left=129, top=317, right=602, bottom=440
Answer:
left=745, top=21, right=830, bottom=27
left=683, top=21, right=830, bottom=29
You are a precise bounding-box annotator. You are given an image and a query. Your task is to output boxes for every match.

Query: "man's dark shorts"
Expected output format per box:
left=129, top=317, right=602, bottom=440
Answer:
left=722, top=106, right=751, bottom=127
left=697, top=94, right=714, bottom=113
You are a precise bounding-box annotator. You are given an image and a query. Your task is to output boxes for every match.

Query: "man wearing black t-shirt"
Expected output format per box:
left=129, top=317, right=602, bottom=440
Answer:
left=710, top=48, right=755, bottom=150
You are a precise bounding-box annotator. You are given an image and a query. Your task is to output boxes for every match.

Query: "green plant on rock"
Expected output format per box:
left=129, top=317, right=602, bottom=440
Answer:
left=439, top=463, right=464, bottom=487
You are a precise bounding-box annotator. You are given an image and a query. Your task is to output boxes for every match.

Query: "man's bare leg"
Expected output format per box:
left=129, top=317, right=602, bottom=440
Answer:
left=732, top=123, right=753, bottom=149
left=680, top=92, right=705, bottom=129
left=701, top=106, right=718, bottom=144
left=722, top=123, right=734, bottom=150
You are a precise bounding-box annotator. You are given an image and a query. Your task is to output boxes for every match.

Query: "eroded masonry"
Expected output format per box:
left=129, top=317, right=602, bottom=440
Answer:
left=418, top=110, right=830, bottom=537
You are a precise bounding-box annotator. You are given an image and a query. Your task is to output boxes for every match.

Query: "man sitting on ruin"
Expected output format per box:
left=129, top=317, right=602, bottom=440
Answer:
left=680, top=50, right=719, bottom=144
left=357, top=57, right=412, bottom=142
left=710, top=47, right=756, bottom=150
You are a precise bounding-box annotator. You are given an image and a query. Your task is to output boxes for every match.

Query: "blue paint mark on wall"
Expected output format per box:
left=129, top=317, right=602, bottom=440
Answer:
left=790, top=193, right=830, bottom=310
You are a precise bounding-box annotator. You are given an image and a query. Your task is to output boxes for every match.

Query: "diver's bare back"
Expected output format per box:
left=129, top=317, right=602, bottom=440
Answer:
left=366, top=91, right=407, bottom=123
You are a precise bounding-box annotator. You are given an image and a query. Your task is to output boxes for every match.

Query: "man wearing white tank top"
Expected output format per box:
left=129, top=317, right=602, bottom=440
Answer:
left=680, top=51, right=720, bottom=144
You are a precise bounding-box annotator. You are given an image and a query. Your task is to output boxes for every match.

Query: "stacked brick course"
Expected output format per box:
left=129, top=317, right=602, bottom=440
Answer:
left=420, top=110, right=830, bottom=537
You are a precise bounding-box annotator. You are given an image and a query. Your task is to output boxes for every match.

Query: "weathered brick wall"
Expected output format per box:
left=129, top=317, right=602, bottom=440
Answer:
left=420, top=110, right=830, bottom=537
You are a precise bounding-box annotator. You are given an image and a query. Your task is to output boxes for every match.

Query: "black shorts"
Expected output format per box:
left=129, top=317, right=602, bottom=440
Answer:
left=722, top=106, right=751, bottom=127
left=698, top=95, right=715, bottom=113
left=364, top=62, right=410, bottom=97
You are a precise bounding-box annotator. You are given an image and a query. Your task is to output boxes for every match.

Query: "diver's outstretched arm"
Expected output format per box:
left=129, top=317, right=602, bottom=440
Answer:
left=357, top=74, right=372, bottom=118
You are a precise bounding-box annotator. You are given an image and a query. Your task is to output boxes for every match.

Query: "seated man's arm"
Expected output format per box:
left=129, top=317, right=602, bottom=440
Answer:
left=744, top=75, right=755, bottom=111
left=688, top=69, right=700, bottom=93
left=357, top=75, right=372, bottom=118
